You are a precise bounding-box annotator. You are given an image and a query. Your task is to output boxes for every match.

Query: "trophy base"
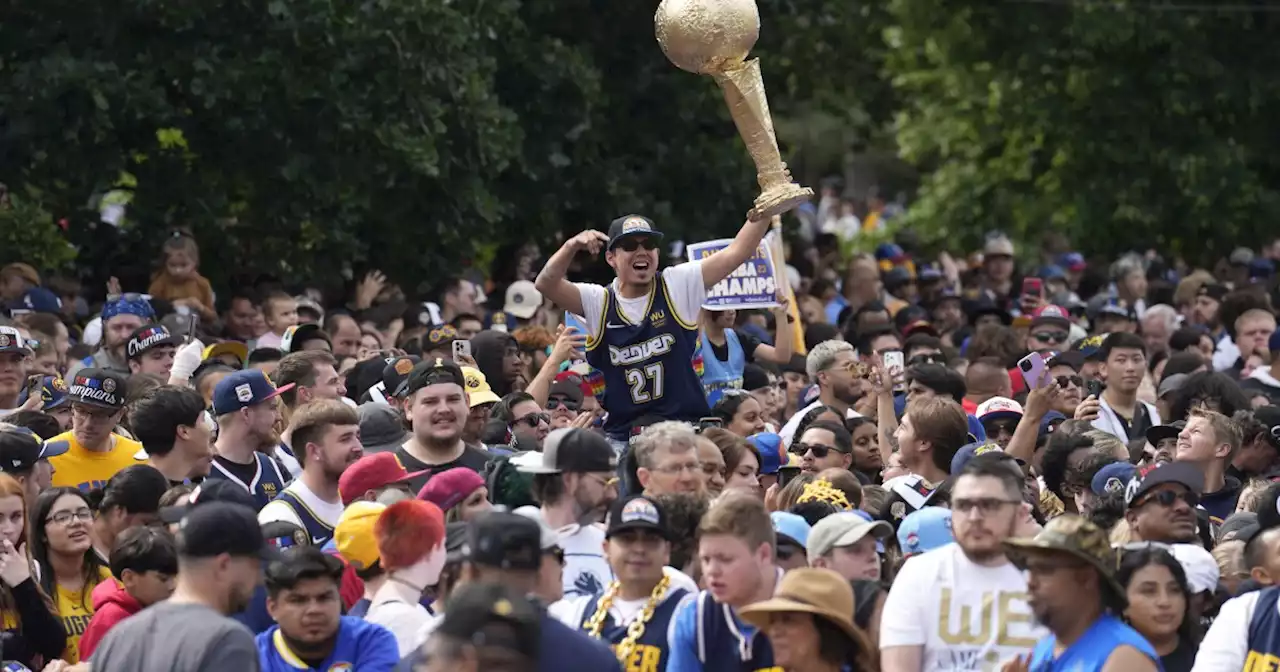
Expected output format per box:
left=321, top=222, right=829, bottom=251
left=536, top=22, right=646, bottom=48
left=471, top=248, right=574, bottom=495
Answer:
left=750, top=183, right=815, bottom=220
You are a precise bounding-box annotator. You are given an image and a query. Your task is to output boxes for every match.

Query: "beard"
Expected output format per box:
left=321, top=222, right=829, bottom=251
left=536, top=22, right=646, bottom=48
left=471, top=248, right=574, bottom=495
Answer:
left=573, top=483, right=609, bottom=524
left=833, top=381, right=863, bottom=405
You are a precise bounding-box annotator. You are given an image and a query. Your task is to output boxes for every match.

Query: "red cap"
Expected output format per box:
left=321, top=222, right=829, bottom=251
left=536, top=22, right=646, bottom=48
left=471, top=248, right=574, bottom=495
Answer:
left=554, top=371, right=593, bottom=398
left=338, top=453, right=428, bottom=506
left=418, top=467, right=486, bottom=511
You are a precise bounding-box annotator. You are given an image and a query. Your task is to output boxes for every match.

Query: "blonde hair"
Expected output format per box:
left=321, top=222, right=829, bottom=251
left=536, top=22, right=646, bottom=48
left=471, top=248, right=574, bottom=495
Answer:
left=161, top=230, right=200, bottom=266
left=815, top=468, right=863, bottom=508
left=1109, top=518, right=1133, bottom=545
left=1213, top=540, right=1249, bottom=591
left=1189, top=408, right=1243, bottom=463
left=860, top=485, right=887, bottom=516
left=1236, top=478, right=1271, bottom=514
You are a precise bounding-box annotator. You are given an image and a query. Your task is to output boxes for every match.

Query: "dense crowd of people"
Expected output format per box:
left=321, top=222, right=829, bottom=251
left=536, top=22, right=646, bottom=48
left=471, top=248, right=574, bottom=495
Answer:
left=2, top=199, right=1280, bottom=671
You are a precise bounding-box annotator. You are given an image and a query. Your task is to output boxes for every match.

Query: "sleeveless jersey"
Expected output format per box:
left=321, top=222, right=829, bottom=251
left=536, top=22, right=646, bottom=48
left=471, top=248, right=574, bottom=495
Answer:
left=1246, top=586, right=1280, bottom=669
left=699, top=329, right=745, bottom=406
left=693, top=591, right=779, bottom=672
left=580, top=587, right=690, bottom=672
left=586, top=277, right=709, bottom=439
left=207, top=452, right=290, bottom=511
left=272, top=490, right=336, bottom=547
left=1028, top=614, right=1157, bottom=671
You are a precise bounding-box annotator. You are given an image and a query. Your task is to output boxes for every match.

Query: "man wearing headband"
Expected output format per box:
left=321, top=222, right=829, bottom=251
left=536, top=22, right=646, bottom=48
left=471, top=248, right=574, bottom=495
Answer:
left=67, top=294, right=156, bottom=377
left=535, top=213, right=773, bottom=450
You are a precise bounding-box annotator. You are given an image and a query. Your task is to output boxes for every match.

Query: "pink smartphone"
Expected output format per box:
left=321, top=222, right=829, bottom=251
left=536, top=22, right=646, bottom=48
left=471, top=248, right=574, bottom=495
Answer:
left=1017, top=352, right=1047, bottom=389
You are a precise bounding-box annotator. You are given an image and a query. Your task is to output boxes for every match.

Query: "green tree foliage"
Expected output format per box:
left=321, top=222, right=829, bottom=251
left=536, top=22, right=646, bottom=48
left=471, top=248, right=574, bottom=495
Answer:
left=885, top=0, right=1280, bottom=261
left=0, top=0, right=878, bottom=289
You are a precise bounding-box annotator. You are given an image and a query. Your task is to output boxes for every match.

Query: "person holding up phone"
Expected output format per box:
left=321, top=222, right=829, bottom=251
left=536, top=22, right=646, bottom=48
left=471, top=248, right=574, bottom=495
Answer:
left=535, top=214, right=773, bottom=452
left=697, top=298, right=794, bottom=406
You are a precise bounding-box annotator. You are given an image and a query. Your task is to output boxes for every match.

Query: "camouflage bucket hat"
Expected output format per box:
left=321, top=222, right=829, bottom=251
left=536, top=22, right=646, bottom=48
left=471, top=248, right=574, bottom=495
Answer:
left=1003, top=515, right=1125, bottom=606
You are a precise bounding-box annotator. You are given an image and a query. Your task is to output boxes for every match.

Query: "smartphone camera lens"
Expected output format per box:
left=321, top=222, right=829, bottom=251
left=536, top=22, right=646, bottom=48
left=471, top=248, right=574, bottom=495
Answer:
left=1019, top=360, right=1032, bottom=372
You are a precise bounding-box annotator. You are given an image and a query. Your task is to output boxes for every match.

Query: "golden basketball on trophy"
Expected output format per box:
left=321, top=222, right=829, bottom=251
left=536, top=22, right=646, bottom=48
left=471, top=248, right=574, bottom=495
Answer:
left=655, top=0, right=814, bottom=220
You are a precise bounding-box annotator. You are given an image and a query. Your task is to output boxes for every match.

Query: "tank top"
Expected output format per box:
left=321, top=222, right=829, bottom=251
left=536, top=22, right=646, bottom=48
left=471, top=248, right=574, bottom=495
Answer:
left=692, top=591, right=779, bottom=672
left=272, top=490, right=336, bottom=547
left=585, top=278, right=709, bottom=439
left=1028, top=614, right=1158, bottom=671
left=207, top=452, right=290, bottom=511
left=580, top=587, right=691, bottom=672
left=1246, top=585, right=1280, bottom=669
left=699, top=329, right=745, bottom=406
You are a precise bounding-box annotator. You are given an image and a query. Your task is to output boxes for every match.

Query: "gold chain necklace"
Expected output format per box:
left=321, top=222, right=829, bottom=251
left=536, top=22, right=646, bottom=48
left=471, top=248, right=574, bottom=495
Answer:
left=584, top=574, right=672, bottom=664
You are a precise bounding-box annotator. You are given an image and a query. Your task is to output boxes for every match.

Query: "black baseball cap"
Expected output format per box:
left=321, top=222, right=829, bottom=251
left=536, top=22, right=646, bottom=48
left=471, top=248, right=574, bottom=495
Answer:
left=384, top=355, right=422, bottom=398
left=605, top=495, right=671, bottom=541
left=463, top=511, right=543, bottom=571
left=0, top=428, right=68, bottom=474
left=607, top=214, right=664, bottom=250
left=547, top=378, right=584, bottom=405
left=438, top=582, right=541, bottom=658
left=1124, top=461, right=1204, bottom=509
left=67, top=368, right=128, bottom=410
left=126, top=324, right=181, bottom=361
left=742, top=363, right=771, bottom=392
left=1255, top=406, right=1280, bottom=451
left=281, top=323, right=331, bottom=354
left=401, top=359, right=467, bottom=397
left=160, top=479, right=260, bottom=523
left=176, top=501, right=283, bottom=562
left=515, top=428, right=617, bottom=475
left=1145, top=420, right=1185, bottom=449
left=1256, top=482, right=1280, bottom=532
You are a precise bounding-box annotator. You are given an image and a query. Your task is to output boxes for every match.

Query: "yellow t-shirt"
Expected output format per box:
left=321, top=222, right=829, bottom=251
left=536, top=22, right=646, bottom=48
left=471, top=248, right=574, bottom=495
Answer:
left=56, top=566, right=113, bottom=664
left=47, top=431, right=146, bottom=492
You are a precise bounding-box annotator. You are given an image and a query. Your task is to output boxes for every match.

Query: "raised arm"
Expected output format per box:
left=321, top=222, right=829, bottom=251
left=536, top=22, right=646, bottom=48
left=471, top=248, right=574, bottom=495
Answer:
left=751, top=297, right=794, bottom=363
left=700, top=215, right=770, bottom=288
left=535, top=230, right=609, bottom=317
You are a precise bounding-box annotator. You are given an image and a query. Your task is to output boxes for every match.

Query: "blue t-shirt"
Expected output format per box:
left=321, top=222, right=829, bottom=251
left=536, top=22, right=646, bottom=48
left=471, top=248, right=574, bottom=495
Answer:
left=1027, top=614, right=1159, bottom=671
left=257, top=615, right=399, bottom=672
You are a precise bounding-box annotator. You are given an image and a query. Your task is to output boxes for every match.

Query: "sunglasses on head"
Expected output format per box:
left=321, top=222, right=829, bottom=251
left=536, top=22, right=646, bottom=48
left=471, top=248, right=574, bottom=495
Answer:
left=791, top=442, right=848, bottom=458
left=546, top=397, right=580, bottom=412
left=1032, top=331, right=1069, bottom=344
left=615, top=238, right=659, bottom=252
left=514, top=413, right=550, bottom=428
left=1137, top=489, right=1199, bottom=508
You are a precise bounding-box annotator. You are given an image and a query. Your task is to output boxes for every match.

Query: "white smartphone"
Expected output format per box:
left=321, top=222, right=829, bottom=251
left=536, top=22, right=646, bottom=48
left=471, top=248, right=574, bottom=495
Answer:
left=452, top=340, right=471, bottom=361
left=1017, top=352, right=1047, bottom=389
left=883, top=351, right=905, bottom=392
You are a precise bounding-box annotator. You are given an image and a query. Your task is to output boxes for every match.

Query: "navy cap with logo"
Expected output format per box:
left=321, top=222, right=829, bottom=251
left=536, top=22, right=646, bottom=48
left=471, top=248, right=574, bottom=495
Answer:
left=160, top=479, right=261, bottom=523
left=0, top=327, right=31, bottom=357
left=1124, top=461, right=1204, bottom=509
left=261, top=520, right=312, bottom=551
left=463, top=511, right=543, bottom=571
left=126, top=324, right=182, bottom=361
left=211, top=369, right=295, bottom=416
left=401, top=359, right=467, bottom=398
left=176, top=501, right=283, bottom=562
left=67, top=368, right=128, bottom=410
left=607, top=214, right=665, bottom=251
left=605, top=495, right=671, bottom=541
left=16, top=375, right=70, bottom=411
left=0, top=428, right=68, bottom=474
left=515, top=428, right=617, bottom=475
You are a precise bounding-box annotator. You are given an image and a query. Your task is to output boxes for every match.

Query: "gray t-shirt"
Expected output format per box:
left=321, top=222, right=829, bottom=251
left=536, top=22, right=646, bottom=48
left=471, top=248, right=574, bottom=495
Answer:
left=89, top=600, right=259, bottom=672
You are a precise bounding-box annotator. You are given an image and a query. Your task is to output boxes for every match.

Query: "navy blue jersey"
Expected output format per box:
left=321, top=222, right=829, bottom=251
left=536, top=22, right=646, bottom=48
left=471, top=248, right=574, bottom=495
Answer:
left=580, top=588, right=690, bottom=672
left=668, top=590, right=779, bottom=672
left=586, top=278, right=709, bottom=439
left=207, top=453, right=290, bottom=511
left=1246, top=586, right=1280, bottom=669
left=272, top=490, right=336, bottom=547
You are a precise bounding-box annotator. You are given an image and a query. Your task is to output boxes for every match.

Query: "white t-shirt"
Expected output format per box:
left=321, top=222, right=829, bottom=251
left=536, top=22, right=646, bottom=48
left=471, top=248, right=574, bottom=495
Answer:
left=257, top=480, right=345, bottom=542
left=559, top=522, right=613, bottom=600
left=880, top=544, right=1045, bottom=670
left=550, top=566, right=699, bottom=629
left=1191, top=590, right=1257, bottom=671
left=573, top=262, right=706, bottom=341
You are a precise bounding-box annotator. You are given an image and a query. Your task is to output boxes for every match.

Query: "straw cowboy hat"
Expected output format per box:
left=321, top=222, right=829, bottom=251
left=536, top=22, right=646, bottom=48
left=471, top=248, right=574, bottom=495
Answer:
left=739, top=568, right=874, bottom=654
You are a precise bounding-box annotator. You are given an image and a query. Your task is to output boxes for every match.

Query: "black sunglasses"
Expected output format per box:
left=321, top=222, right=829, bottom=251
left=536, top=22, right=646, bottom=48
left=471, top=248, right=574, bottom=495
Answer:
left=791, top=442, right=848, bottom=458
left=1138, top=490, right=1199, bottom=508
left=546, top=398, right=580, bottom=412
left=908, top=353, right=946, bottom=366
left=615, top=238, right=659, bottom=252
left=514, top=413, right=550, bottom=428
left=1056, top=375, right=1083, bottom=388
left=1032, top=331, right=1069, bottom=344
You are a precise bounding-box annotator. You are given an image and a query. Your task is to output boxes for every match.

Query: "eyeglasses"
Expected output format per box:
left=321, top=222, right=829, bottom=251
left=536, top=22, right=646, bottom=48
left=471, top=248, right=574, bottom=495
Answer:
left=1032, top=331, right=1069, bottom=344
left=546, top=398, right=580, bottom=412
left=514, top=413, right=550, bottom=428
left=652, top=460, right=700, bottom=475
left=907, top=353, right=946, bottom=367
left=1136, top=490, right=1198, bottom=508
left=791, top=442, right=848, bottom=458
left=951, top=498, right=1020, bottom=515
left=584, top=474, right=619, bottom=489
left=47, top=508, right=93, bottom=526
left=615, top=238, right=660, bottom=252
left=1056, top=375, right=1083, bottom=388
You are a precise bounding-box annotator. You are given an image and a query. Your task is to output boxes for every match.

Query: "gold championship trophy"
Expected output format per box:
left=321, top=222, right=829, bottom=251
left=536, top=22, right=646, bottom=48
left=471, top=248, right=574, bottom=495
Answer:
left=655, top=0, right=814, bottom=220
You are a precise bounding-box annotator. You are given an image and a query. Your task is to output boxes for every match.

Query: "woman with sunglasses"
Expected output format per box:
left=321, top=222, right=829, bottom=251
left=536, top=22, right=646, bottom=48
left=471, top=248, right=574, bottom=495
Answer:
left=1116, top=546, right=1198, bottom=672
left=712, top=390, right=767, bottom=438
left=0, top=473, right=65, bottom=669
left=31, top=487, right=112, bottom=664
